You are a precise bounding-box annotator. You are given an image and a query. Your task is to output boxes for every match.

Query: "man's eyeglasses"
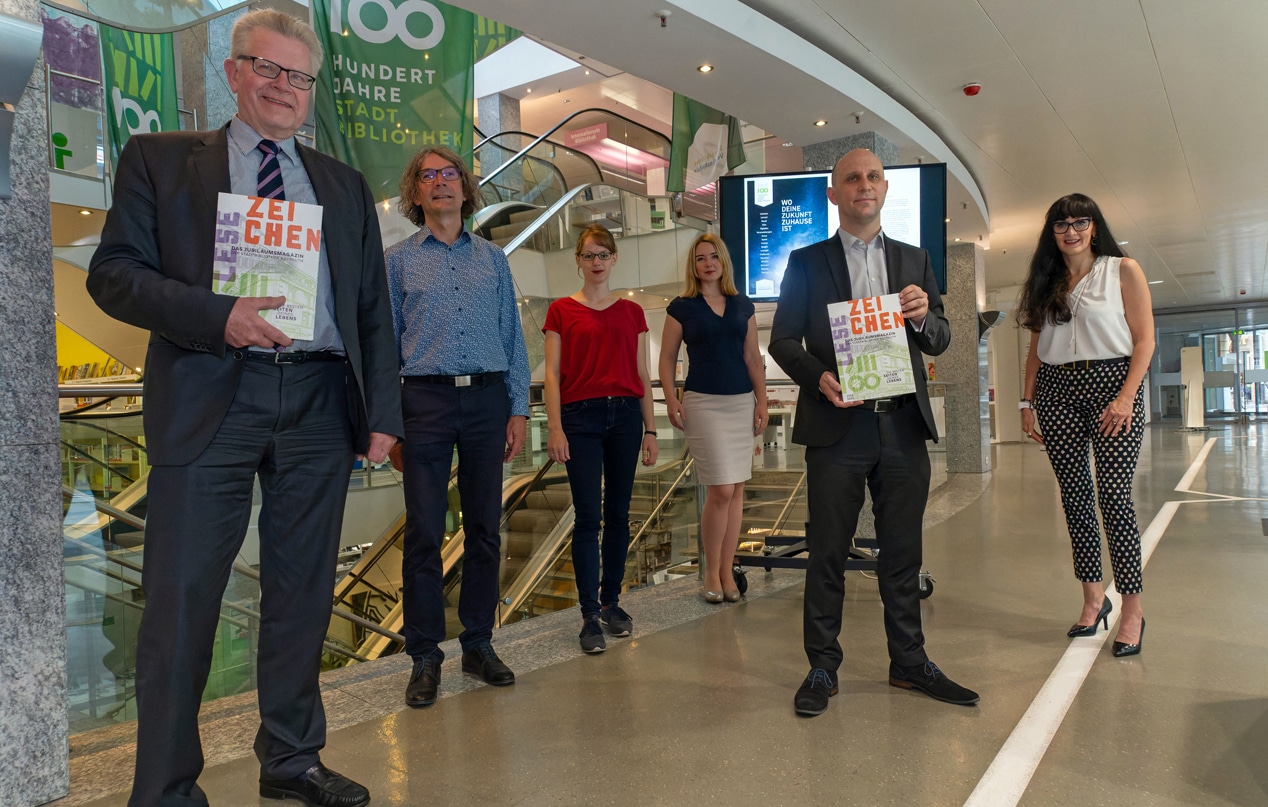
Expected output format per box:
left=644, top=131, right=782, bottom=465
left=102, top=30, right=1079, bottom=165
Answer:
left=1052, top=217, right=1093, bottom=234
left=579, top=251, right=614, bottom=262
left=237, top=55, right=315, bottom=91
left=418, top=167, right=461, bottom=184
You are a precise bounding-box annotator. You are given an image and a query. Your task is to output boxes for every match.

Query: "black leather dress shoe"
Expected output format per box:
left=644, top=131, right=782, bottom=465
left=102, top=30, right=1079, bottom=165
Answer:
left=260, top=763, right=370, bottom=807
left=461, top=644, right=515, bottom=686
left=889, top=661, right=979, bottom=706
left=793, top=668, right=838, bottom=716
left=405, top=654, right=441, bottom=708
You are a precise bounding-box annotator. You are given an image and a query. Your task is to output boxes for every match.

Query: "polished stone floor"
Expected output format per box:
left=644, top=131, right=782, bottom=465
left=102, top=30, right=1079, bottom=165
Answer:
left=65, top=423, right=1268, bottom=807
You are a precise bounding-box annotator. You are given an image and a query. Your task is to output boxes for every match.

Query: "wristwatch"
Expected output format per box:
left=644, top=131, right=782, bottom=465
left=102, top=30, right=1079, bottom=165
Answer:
left=1018, top=399, right=1033, bottom=410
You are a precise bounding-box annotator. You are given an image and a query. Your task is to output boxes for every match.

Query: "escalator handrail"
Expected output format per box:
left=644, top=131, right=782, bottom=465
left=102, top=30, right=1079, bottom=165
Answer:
left=473, top=129, right=605, bottom=182
left=59, top=417, right=148, bottom=454
left=478, top=107, right=670, bottom=192
left=499, top=182, right=602, bottom=258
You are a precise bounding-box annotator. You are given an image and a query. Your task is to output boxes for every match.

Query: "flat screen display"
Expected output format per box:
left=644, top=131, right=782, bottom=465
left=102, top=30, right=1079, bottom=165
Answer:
left=717, top=164, right=947, bottom=300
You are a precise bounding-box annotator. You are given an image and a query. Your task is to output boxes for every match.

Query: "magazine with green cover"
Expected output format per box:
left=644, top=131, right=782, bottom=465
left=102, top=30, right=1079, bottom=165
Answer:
left=212, top=193, right=322, bottom=341
left=828, top=292, right=916, bottom=402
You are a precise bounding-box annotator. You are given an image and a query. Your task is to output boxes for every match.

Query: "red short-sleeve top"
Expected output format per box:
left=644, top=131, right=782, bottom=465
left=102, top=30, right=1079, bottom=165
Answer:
left=543, top=297, right=648, bottom=405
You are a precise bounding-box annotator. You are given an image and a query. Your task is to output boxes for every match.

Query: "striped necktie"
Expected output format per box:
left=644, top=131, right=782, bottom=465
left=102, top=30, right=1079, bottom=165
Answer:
left=256, top=139, right=285, bottom=201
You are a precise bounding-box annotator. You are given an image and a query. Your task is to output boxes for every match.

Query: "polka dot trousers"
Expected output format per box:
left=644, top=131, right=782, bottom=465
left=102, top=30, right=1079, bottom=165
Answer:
left=1035, top=360, right=1144, bottom=595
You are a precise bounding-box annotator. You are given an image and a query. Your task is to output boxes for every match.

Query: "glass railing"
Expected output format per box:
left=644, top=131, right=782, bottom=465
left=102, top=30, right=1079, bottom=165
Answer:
left=57, top=388, right=406, bottom=733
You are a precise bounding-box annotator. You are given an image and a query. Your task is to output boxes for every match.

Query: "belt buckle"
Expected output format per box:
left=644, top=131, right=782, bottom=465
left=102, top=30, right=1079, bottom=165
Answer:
left=454, top=375, right=472, bottom=387
left=274, top=351, right=302, bottom=364
left=873, top=397, right=896, bottom=412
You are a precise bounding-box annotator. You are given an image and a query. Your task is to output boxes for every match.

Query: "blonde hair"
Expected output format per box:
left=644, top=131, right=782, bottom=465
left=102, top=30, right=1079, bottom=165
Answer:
left=230, top=9, right=323, bottom=74
left=682, top=233, right=738, bottom=298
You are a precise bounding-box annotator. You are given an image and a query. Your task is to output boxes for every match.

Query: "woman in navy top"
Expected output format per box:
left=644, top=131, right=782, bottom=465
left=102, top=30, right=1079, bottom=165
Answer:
left=658, top=233, right=768, bottom=603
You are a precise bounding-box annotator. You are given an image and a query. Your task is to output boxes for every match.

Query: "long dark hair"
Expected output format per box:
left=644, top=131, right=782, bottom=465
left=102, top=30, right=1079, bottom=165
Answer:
left=1016, top=193, right=1127, bottom=330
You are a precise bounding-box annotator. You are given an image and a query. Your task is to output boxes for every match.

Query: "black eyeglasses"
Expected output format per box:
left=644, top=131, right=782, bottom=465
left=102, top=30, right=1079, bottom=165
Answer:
left=578, top=251, right=614, bottom=262
left=1052, top=217, right=1093, bottom=234
left=418, top=167, right=461, bottom=184
left=237, top=55, right=315, bottom=91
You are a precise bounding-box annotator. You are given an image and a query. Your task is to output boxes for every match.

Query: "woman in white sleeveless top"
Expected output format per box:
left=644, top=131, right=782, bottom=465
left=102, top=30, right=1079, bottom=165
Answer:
left=1016, top=194, right=1155, bottom=657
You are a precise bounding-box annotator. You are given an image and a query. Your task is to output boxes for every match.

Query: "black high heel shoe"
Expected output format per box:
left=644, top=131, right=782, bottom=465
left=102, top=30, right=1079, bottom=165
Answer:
left=1112, top=619, right=1145, bottom=657
left=1067, top=598, right=1112, bottom=638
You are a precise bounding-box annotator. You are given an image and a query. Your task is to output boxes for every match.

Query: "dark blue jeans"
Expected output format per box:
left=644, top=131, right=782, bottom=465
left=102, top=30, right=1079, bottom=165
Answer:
left=400, top=376, right=508, bottom=661
left=561, top=396, right=643, bottom=617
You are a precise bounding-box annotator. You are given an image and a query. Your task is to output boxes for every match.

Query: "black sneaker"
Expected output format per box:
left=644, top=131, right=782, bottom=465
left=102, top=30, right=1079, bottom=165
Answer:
left=888, top=660, right=979, bottom=706
left=579, top=615, right=606, bottom=653
left=600, top=604, right=633, bottom=637
left=793, top=668, right=838, bottom=716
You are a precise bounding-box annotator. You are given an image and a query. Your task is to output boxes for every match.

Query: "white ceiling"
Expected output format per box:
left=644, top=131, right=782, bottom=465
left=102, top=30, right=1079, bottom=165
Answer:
left=455, top=0, right=1268, bottom=310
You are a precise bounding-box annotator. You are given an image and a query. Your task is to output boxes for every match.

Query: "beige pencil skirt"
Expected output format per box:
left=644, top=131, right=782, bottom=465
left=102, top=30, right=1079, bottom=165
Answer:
left=682, top=391, right=755, bottom=486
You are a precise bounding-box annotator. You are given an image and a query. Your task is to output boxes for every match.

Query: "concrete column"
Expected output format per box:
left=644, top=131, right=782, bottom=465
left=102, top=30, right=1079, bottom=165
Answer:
left=0, top=1, right=70, bottom=805
left=802, top=131, right=900, bottom=171
left=939, top=243, right=991, bottom=473
left=476, top=92, right=523, bottom=196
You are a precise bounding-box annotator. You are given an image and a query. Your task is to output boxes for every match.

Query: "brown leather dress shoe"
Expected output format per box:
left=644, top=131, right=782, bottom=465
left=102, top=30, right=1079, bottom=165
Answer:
left=260, top=763, right=370, bottom=807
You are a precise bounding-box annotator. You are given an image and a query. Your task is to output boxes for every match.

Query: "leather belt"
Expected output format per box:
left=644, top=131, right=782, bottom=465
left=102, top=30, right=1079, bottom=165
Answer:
left=239, top=350, right=345, bottom=364
left=410, top=371, right=504, bottom=388
left=857, top=393, right=915, bottom=413
left=1056, top=357, right=1130, bottom=370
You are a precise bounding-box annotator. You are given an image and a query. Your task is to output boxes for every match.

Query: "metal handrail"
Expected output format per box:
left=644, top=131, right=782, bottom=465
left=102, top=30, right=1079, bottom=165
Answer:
left=769, top=470, right=808, bottom=536
left=626, top=456, right=694, bottom=553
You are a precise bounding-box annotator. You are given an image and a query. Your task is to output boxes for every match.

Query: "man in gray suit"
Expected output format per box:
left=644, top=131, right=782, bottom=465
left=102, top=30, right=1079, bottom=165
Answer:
left=769, top=149, right=977, bottom=717
left=88, top=9, right=400, bottom=806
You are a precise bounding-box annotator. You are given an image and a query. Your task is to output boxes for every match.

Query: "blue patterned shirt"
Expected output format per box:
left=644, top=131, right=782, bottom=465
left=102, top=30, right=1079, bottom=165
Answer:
left=385, top=225, right=530, bottom=416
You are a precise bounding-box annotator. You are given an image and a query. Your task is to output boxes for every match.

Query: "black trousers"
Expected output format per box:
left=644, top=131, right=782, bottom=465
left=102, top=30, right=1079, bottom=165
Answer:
left=399, top=376, right=509, bottom=660
left=129, top=360, right=353, bottom=807
left=803, top=401, right=931, bottom=672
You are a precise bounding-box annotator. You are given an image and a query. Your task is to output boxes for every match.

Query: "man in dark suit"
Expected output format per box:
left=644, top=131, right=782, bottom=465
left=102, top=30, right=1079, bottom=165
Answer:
left=87, top=10, right=400, bottom=806
left=769, top=149, right=978, bottom=716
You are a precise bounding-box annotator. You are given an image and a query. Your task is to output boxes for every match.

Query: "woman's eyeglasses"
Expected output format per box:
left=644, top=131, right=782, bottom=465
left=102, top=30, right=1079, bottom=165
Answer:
left=578, top=251, right=614, bottom=262
left=1052, top=217, right=1093, bottom=234
left=418, top=167, right=461, bottom=183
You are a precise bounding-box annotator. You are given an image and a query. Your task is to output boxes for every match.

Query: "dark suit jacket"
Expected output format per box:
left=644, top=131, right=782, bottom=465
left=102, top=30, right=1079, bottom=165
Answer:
left=87, top=126, right=403, bottom=465
left=768, top=234, right=950, bottom=447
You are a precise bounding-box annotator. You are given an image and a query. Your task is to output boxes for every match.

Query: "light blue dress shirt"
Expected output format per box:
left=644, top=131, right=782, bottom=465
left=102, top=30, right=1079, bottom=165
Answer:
left=385, top=225, right=530, bottom=416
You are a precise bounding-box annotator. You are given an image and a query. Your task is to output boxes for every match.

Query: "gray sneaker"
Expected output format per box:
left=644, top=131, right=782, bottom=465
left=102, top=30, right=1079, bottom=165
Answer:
left=579, top=615, right=606, bottom=653
left=600, top=604, right=633, bottom=637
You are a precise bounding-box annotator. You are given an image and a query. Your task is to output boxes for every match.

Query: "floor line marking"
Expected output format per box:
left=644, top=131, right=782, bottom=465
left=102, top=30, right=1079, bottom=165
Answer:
left=962, top=437, right=1214, bottom=807
left=1174, top=437, right=1217, bottom=491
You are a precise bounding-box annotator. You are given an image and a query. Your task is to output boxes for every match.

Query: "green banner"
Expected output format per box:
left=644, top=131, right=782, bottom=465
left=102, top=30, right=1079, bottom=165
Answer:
left=474, top=16, right=519, bottom=59
left=100, top=24, right=179, bottom=167
left=667, top=92, right=745, bottom=193
left=313, top=0, right=476, bottom=202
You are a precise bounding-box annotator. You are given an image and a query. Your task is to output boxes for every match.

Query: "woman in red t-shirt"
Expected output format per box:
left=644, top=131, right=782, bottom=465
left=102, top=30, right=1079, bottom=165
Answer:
left=544, top=224, right=659, bottom=655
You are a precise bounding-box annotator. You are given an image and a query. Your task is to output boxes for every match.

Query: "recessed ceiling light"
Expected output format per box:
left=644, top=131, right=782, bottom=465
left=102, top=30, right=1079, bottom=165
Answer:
left=1148, top=280, right=1164, bottom=285
left=697, top=64, right=713, bottom=73
left=944, top=217, right=950, bottom=223
left=1118, top=240, right=1129, bottom=245
left=79, top=209, right=92, bottom=215
left=525, top=87, right=532, bottom=93
left=628, top=291, right=635, bottom=296
left=814, top=119, right=827, bottom=127
left=954, top=238, right=961, bottom=242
